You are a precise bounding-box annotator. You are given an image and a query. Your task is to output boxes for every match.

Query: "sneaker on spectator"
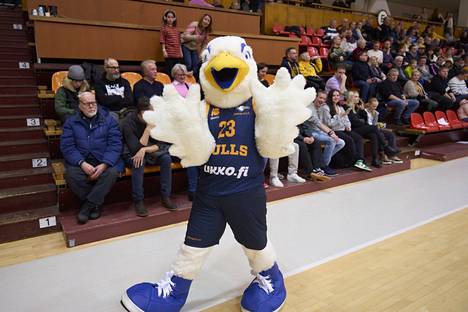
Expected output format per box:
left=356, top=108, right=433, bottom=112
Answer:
left=391, top=156, right=404, bottom=164
left=354, top=160, right=372, bottom=172
left=277, top=173, right=285, bottom=180
left=322, top=166, right=338, bottom=176
left=270, top=176, right=284, bottom=188
left=89, top=205, right=102, bottom=220
left=380, top=153, right=393, bottom=165
left=287, top=173, right=306, bottom=183
left=134, top=201, right=149, bottom=217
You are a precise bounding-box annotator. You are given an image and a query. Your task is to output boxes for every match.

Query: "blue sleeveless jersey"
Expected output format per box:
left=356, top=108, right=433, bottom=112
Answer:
left=197, top=98, right=266, bottom=196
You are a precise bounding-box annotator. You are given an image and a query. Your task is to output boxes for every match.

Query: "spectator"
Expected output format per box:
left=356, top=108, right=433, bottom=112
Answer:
left=324, top=19, right=339, bottom=42
left=458, top=100, right=468, bottom=121
left=369, top=56, right=386, bottom=82
left=427, top=66, right=457, bottom=110
left=405, top=45, right=419, bottom=64
left=353, top=21, right=364, bottom=41
left=121, top=97, right=177, bottom=214
left=351, top=38, right=367, bottom=61
left=133, top=60, right=164, bottom=104
left=378, top=17, right=392, bottom=41
left=378, top=68, right=420, bottom=125
left=325, top=64, right=347, bottom=94
left=346, top=91, right=397, bottom=167
left=448, top=69, right=468, bottom=104
left=94, top=58, right=133, bottom=119
left=170, top=64, right=199, bottom=201
left=367, top=41, right=383, bottom=64
left=294, top=133, right=330, bottom=181
left=181, top=14, right=212, bottom=79
left=300, top=90, right=345, bottom=176
left=393, top=55, right=409, bottom=86
left=404, top=70, right=439, bottom=111
left=329, top=36, right=348, bottom=70
left=189, top=0, right=213, bottom=8
left=404, top=59, right=418, bottom=79
left=430, top=8, right=444, bottom=23
left=340, top=29, right=357, bottom=57
left=429, top=56, right=445, bottom=76
left=381, top=40, right=394, bottom=71
left=160, top=10, right=183, bottom=76
left=448, top=56, right=465, bottom=79
left=365, top=98, right=403, bottom=164
left=298, top=51, right=324, bottom=90
left=426, top=48, right=437, bottom=63
left=444, top=13, right=454, bottom=39
left=269, top=145, right=305, bottom=187
left=416, top=56, right=432, bottom=83
left=280, top=47, right=299, bottom=77
left=319, top=89, right=371, bottom=171
left=60, top=91, right=122, bottom=224
left=257, top=63, right=270, bottom=87
left=55, top=65, right=91, bottom=122
left=351, top=51, right=377, bottom=102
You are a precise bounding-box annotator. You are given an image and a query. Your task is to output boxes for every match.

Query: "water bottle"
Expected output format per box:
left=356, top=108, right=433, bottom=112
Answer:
left=38, top=6, right=44, bottom=16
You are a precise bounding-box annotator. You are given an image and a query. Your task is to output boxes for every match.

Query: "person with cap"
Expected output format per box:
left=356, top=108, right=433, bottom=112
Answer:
left=54, top=65, right=91, bottom=122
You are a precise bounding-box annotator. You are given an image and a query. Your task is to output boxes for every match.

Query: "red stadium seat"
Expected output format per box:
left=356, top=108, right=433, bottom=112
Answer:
left=410, top=113, right=430, bottom=131
left=306, top=26, right=314, bottom=37
left=307, top=47, right=319, bottom=57
left=311, top=37, right=322, bottom=47
left=319, top=47, right=329, bottom=59
left=272, top=23, right=290, bottom=36
left=446, top=109, right=466, bottom=128
left=423, top=111, right=441, bottom=132
left=315, top=28, right=325, bottom=37
left=299, top=35, right=311, bottom=47
left=434, top=111, right=452, bottom=130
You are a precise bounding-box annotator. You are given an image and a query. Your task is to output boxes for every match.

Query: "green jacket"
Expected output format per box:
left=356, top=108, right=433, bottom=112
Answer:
left=54, top=77, right=91, bottom=122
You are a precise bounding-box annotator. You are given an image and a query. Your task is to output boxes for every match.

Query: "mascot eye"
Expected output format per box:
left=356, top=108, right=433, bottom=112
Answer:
left=244, top=50, right=251, bottom=60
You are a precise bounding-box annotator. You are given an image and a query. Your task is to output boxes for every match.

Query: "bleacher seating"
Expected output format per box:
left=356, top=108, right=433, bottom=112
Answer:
left=446, top=110, right=466, bottom=128
left=51, top=71, right=68, bottom=93
left=434, top=111, right=452, bottom=131
left=155, top=72, right=171, bottom=84
left=121, top=72, right=143, bottom=90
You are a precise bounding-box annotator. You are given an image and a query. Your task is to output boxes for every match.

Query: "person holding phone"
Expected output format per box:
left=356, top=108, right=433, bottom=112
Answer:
left=318, top=89, right=372, bottom=171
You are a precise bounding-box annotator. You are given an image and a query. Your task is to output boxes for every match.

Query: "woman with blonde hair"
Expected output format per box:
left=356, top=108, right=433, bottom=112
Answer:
left=404, top=70, right=438, bottom=111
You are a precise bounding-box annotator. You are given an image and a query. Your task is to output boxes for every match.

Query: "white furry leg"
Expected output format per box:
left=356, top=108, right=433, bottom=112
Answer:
left=242, top=241, right=277, bottom=274
left=171, top=244, right=213, bottom=280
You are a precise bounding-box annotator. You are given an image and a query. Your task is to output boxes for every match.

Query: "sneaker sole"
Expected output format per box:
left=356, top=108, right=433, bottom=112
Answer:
left=310, top=173, right=331, bottom=182
left=354, top=164, right=372, bottom=172
left=121, top=292, right=144, bottom=312
left=241, top=300, right=285, bottom=312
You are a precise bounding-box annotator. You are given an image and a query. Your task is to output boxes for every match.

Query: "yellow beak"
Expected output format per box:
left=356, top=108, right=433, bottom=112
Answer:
left=204, top=52, right=249, bottom=92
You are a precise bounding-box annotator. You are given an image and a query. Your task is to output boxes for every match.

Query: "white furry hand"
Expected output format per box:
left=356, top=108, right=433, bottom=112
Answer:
left=251, top=68, right=315, bottom=158
left=143, top=84, right=215, bottom=167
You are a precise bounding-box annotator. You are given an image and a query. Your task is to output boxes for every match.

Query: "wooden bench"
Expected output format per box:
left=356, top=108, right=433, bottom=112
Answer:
left=43, top=119, right=63, bottom=137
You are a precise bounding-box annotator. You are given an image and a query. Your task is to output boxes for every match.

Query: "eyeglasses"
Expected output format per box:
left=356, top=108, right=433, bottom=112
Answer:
left=80, top=101, right=97, bottom=107
left=105, top=66, right=120, bottom=70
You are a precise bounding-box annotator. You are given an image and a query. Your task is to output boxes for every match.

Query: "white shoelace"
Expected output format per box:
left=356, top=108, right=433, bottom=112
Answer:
left=155, top=271, right=175, bottom=298
left=253, top=272, right=274, bottom=294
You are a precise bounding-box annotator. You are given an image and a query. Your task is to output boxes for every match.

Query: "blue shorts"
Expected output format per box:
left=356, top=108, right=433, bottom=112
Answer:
left=184, top=185, right=267, bottom=250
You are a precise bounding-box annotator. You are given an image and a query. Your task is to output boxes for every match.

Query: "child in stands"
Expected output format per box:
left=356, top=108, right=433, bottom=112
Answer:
left=160, top=10, right=183, bottom=76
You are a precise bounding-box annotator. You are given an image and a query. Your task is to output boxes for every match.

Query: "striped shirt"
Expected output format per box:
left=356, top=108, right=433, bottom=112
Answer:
left=160, top=25, right=182, bottom=58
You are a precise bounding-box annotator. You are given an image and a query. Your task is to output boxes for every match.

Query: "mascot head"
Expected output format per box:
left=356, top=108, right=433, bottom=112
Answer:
left=199, top=36, right=257, bottom=108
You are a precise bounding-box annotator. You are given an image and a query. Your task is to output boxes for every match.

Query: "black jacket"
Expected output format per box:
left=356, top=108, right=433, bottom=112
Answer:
left=427, top=75, right=450, bottom=95
left=352, top=61, right=372, bottom=81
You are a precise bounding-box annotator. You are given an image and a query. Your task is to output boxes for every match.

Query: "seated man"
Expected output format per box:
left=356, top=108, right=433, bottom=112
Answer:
left=427, top=66, right=457, bottom=110
left=121, top=97, right=177, bottom=214
left=300, top=90, right=345, bottom=176
left=351, top=51, right=377, bottom=102
left=325, top=64, right=348, bottom=95
left=94, top=58, right=133, bottom=118
left=133, top=59, right=164, bottom=103
left=378, top=68, right=419, bottom=125
left=60, top=91, right=122, bottom=224
left=54, top=65, right=91, bottom=122
left=279, top=47, right=299, bottom=78
left=448, top=69, right=468, bottom=104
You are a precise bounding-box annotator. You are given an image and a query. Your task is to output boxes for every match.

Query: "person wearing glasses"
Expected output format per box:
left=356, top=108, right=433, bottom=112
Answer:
left=60, top=91, right=123, bottom=224
left=54, top=65, right=91, bottom=122
left=94, top=58, right=134, bottom=119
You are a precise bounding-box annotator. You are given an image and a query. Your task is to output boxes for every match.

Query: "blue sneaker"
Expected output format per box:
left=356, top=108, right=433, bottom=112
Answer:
left=240, top=263, right=286, bottom=312
left=121, top=271, right=192, bottom=312
left=322, top=166, right=338, bottom=177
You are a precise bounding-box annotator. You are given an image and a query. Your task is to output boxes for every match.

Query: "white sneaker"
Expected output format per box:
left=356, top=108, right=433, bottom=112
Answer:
left=270, top=176, right=284, bottom=188
left=287, top=173, right=306, bottom=183
left=277, top=173, right=285, bottom=180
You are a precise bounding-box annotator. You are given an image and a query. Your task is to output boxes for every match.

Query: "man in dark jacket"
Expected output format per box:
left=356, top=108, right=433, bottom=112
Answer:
left=280, top=47, right=299, bottom=77
left=94, top=58, right=133, bottom=118
left=427, top=66, right=457, bottom=110
left=60, top=91, right=123, bottom=224
left=351, top=51, right=377, bottom=102
left=54, top=65, right=91, bottom=122
left=377, top=68, right=419, bottom=125
left=133, top=60, right=164, bottom=103
left=121, top=97, right=176, bottom=216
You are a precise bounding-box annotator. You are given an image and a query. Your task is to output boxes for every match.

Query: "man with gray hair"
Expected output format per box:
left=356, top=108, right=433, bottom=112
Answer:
left=393, top=55, right=408, bottom=86
left=60, top=91, right=122, bottom=224
left=94, top=58, right=133, bottom=118
left=377, top=68, right=419, bottom=125
left=133, top=59, right=164, bottom=103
